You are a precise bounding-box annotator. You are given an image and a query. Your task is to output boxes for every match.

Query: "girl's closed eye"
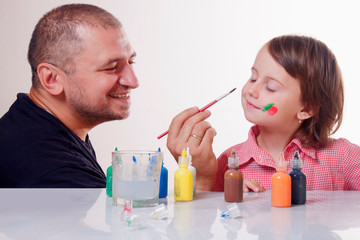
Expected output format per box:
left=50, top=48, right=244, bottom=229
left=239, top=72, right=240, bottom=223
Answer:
left=250, top=69, right=257, bottom=82
left=266, top=80, right=281, bottom=92
left=266, top=84, right=275, bottom=92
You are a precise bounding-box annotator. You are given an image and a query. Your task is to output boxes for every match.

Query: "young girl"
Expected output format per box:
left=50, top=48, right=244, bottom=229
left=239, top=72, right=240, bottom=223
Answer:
left=214, top=35, right=360, bottom=191
left=167, top=34, right=360, bottom=192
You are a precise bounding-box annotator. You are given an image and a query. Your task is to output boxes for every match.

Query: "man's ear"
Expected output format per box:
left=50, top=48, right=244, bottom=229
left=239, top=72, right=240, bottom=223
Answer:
left=297, top=106, right=314, bottom=121
left=37, top=63, right=65, bottom=95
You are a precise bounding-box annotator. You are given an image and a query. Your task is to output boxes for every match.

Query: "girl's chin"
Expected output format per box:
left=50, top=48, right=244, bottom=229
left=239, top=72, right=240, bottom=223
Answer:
left=243, top=115, right=276, bottom=127
left=243, top=113, right=258, bottom=124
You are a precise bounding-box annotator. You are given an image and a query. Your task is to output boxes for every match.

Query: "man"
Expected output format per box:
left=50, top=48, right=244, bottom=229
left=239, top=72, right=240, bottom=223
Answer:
left=0, top=4, right=138, bottom=187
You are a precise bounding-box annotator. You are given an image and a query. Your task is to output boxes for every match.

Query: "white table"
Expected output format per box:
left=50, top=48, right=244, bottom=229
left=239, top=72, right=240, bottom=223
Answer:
left=1, top=189, right=360, bottom=239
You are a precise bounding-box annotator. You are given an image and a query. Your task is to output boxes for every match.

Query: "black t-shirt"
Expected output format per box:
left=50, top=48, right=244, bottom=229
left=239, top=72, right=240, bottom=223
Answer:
left=0, top=93, right=106, bottom=187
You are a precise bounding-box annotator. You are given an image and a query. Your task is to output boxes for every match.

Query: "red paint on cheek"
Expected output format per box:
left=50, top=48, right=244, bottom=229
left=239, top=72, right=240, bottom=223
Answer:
left=267, top=106, right=278, bottom=116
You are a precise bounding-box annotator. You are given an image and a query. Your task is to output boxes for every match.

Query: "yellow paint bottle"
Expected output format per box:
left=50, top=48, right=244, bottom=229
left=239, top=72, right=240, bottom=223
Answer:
left=174, top=149, right=193, bottom=201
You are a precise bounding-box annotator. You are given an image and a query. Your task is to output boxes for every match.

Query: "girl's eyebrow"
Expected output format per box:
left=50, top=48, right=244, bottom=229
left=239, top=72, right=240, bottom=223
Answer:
left=268, top=77, right=286, bottom=88
left=252, top=66, right=286, bottom=88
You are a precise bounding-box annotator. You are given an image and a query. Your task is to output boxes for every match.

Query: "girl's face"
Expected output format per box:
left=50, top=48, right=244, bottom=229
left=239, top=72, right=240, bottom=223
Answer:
left=241, top=45, right=303, bottom=129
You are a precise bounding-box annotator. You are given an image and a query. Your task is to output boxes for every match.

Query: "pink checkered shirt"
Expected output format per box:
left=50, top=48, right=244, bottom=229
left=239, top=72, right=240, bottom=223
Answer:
left=214, top=125, right=360, bottom=191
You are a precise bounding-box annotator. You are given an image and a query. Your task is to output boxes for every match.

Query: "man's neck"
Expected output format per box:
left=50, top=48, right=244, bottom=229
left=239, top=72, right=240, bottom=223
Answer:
left=28, top=87, right=91, bottom=141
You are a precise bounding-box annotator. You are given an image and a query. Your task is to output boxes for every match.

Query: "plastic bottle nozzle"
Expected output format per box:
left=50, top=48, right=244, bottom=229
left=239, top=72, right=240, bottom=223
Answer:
left=228, top=149, right=240, bottom=168
left=276, top=152, right=287, bottom=171
left=148, top=203, right=168, bottom=220
left=181, top=149, right=187, bottom=158
left=178, top=148, right=188, bottom=166
left=292, top=151, right=302, bottom=169
left=124, top=199, right=132, bottom=213
left=231, top=149, right=236, bottom=158
left=221, top=203, right=241, bottom=219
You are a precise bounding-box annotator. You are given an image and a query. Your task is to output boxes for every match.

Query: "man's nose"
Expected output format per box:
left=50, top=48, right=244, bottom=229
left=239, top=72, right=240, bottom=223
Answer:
left=118, top=64, right=139, bottom=89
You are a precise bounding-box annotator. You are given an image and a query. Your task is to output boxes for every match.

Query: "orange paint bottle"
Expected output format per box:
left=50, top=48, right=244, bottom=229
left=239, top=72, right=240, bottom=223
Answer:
left=271, top=152, right=291, bottom=207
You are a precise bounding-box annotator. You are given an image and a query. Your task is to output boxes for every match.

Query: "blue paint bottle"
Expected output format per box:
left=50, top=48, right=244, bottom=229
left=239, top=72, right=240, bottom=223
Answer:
left=159, top=148, right=168, bottom=198
left=289, top=151, right=306, bottom=204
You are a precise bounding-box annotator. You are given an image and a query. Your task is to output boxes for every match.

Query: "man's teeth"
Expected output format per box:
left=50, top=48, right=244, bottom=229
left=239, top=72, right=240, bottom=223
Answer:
left=109, top=93, right=130, bottom=98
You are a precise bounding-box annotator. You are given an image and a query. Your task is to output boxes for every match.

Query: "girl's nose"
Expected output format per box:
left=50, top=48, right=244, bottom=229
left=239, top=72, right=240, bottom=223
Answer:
left=248, top=82, right=260, bottom=98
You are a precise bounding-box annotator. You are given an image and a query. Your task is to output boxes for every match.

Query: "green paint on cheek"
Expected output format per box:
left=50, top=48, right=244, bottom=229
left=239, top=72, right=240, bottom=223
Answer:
left=262, top=103, right=274, bottom=112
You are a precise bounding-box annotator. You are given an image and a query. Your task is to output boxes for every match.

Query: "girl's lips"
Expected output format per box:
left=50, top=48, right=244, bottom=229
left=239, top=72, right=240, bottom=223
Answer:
left=246, top=101, right=260, bottom=109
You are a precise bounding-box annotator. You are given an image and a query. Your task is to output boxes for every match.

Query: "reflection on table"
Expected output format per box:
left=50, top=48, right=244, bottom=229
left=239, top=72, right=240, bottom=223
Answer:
left=1, top=189, right=360, bottom=239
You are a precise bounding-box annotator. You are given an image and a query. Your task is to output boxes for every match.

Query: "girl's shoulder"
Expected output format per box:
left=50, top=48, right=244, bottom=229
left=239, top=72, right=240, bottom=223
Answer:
left=328, top=137, right=359, bottom=149
left=322, top=138, right=360, bottom=158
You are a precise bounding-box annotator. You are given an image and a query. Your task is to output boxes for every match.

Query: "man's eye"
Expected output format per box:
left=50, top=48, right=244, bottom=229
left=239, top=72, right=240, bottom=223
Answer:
left=105, top=66, right=117, bottom=71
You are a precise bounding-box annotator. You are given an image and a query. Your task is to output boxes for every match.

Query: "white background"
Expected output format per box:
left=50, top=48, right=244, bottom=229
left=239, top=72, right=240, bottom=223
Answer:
left=1, top=0, right=360, bottom=187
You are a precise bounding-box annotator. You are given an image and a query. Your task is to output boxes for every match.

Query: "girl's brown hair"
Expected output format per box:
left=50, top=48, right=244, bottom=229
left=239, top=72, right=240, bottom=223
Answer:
left=267, top=35, right=344, bottom=148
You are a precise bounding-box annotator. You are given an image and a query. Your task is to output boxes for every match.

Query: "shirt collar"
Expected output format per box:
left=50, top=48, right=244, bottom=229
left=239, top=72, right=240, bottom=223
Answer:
left=242, top=125, right=316, bottom=165
left=288, top=138, right=316, bottom=159
left=241, top=125, right=274, bottom=166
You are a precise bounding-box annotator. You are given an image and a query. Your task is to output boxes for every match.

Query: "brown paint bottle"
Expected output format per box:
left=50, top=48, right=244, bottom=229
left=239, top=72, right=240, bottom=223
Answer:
left=224, top=149, right=243, bottom=202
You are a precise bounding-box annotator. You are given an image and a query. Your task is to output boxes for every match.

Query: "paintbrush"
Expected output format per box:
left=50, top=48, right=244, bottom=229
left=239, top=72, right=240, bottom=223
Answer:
left=157, top=87, right=237, bottom=139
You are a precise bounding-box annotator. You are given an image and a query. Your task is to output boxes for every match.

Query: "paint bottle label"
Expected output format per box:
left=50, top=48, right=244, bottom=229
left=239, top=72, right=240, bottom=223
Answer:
left=289, top=169, right=306, bottom=204
left=174, top=165, right=193, bottom=201
left=271, top=152, right=291, bottom=207
left=159, top=163, right=168, bottom=198
left=271, top=171, right=291, bottom=207
left=289, top=151, right=306, bottom=204
left=224, top=169, right=243, bottom=202
left=188, top=165, right=196, bottom=197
